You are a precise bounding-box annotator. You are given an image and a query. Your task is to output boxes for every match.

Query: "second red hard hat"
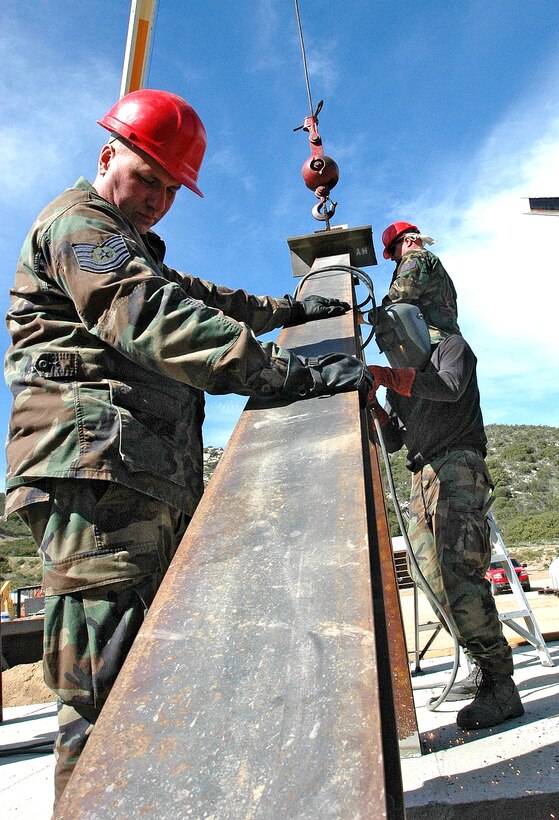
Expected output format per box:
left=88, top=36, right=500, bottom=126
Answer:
left=381, top=221, right=419, bottom=259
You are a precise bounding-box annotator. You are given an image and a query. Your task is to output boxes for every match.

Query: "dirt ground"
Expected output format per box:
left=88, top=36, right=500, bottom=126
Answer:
left=2, top=660, right=55, bottom=707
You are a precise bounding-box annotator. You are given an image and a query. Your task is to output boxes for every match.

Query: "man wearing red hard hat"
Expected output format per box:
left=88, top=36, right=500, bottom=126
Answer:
left=380, top=220, right=460, bottom=344
left=4, top=89, right=372, bottom=804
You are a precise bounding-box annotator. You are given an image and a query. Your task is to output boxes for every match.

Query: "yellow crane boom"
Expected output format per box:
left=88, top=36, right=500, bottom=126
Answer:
left=120, top=0, right=158, bottom=97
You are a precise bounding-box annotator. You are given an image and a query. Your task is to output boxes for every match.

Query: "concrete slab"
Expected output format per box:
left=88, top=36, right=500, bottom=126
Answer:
left=403, top=640, right=559, bottom=818
left=1, top=644, right=558, bottom=818
left=0, top=702, right=56, bottom=819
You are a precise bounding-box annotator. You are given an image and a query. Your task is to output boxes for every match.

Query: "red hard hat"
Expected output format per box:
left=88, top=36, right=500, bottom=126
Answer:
left=381, top=221, right=419, bottom=259
left=98, top=89, right=207, bottom=197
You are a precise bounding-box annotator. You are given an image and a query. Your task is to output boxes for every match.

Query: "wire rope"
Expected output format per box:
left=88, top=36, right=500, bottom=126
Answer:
left=371, top=411, right=461, bottom=709
left=293, top=0, right=314, bottom=117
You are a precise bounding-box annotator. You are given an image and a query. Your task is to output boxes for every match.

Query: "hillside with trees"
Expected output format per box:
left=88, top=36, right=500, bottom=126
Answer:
left=1, top=425, right=558, bottom=589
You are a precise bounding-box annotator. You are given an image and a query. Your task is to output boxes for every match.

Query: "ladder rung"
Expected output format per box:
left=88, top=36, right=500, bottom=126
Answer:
left=418, top=622, right=441, bottom=632
left=499, top=609, right=531, bottom=620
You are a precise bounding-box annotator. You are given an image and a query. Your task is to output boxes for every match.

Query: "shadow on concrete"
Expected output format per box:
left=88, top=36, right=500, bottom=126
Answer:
left=0, top=706, right=57, bottom=727
left=418, top=708, right=531, bottom=754
left=514, top=645, right=559, bottom=671
left=405, top=738, right=559, bottom=819
left=0, top=732, right=55, bottom=764
left=414, top=644, right=559, bottom=754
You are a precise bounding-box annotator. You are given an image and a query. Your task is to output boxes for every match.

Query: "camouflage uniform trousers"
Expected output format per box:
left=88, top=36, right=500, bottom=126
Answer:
left=407, top=448, right=513, bottom=677
left=18, top=479, right=190, bottom=805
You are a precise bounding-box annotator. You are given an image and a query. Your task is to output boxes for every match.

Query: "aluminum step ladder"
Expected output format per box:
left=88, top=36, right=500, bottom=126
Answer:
left=488, top=512, right=554, bottom=667
left=410, top=512, right=554, bottom=672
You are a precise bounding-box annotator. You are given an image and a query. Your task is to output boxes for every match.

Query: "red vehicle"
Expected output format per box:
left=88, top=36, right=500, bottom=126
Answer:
left=486, top=558, right=531, bottom=595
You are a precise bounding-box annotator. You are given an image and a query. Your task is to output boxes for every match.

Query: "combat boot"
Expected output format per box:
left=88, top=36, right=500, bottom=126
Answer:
left=445, top=665, right=481, bottom=702
left=456, top=672, right=524, bottom=730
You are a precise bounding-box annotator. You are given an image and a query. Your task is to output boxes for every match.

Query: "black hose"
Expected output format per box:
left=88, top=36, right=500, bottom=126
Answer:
left=371, top=410, right=462, bottom=710
left=292, top=264, right=377, bottom=350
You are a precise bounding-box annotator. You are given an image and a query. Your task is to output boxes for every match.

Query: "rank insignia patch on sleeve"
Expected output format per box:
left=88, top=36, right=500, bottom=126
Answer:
left=400, top=259, right=419, bottom=274
left=72, top=235, right=131, bottom=272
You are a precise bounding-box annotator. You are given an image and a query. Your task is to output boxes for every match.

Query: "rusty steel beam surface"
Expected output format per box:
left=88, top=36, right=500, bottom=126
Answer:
left=55, top=246, right=407, bottom=819
left=367, top=433, right=421, bottom=759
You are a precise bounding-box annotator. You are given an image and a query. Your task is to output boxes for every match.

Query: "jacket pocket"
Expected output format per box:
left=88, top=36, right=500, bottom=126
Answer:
left=110, top=381, right=188, bottom=485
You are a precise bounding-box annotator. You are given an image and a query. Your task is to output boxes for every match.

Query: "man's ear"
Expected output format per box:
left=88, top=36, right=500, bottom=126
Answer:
left=98, top=143, right=114, bottom=176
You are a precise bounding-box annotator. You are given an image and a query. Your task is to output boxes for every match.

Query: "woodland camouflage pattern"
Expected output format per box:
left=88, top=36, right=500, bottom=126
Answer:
left=4, top=175, right=302, bottom=803
left=44, top=574, right=165, bottom=801
left=5, top=177, right=294, bottom=519
left=382, top=248, right=461, bottom=343
left=17, top=479, right=189, bottom=595
left=20, top=478, right=189, bottom=799
left=407, top=448, right=513, bottom=676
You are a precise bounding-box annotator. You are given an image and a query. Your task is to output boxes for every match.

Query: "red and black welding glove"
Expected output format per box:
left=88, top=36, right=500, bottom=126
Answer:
left=282, top=352, right=373, bottom=406
left=368, top=364, right=416, bottom=397
left=368, top=394, right=389, bottom=427
left=284, top=294, right=351, bottom=326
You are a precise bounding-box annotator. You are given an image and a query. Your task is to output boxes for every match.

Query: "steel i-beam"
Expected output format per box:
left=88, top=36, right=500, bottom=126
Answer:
left=55, top=226, right=415, bottom=818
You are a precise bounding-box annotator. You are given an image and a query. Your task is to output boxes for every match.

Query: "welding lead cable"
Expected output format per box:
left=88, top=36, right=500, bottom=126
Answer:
left=292, top=265, right=377, bottom=348
left=295, top=263, right=462, bottom=703
left=292, top=262, right=461, bottom=702
left=371, top=411, right=461, bottom=710
left=293, top=264, right=375, bottom=308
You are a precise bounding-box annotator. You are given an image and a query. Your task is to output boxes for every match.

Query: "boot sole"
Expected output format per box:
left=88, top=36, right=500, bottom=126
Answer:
left=457, top=703, right=525, bottom=730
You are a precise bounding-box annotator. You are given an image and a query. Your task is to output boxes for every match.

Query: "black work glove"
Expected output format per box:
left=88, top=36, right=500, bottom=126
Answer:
left=282, top=352, right=374, bottom=406
left=284, top=294, right=351, bottom=326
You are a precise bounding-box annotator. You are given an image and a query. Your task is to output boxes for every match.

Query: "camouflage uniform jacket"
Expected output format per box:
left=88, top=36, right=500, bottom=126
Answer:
left=382, top=248, right=460, bottom=343
left=5, top=177, right=293, bottom=518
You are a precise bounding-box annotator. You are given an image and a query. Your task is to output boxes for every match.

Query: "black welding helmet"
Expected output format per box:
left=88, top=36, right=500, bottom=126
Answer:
left=373, top=303, right=431, bottom=370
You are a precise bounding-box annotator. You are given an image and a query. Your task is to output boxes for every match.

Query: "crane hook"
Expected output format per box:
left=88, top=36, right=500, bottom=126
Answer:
left=312, top=195, right=337, bottom=226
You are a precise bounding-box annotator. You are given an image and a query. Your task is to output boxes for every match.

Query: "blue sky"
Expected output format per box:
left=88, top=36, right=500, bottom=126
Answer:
left=2, top=0, right=559, bottom=489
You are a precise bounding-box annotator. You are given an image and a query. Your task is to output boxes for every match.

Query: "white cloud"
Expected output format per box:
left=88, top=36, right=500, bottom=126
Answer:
left=248, top=0, right=284, bottom=73
left=306, top=44, right=340, bottom=97
left=445, top=118, right=559, bottom=367
left=0, top=13, right=118, bottom=208
left=204, top=145, right=257, bottom=194
left=392, top=77, right=559, bottom=425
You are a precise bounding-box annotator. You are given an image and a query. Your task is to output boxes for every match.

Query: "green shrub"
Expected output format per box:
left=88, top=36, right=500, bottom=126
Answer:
left=502, top=511, right=559, bottom=543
